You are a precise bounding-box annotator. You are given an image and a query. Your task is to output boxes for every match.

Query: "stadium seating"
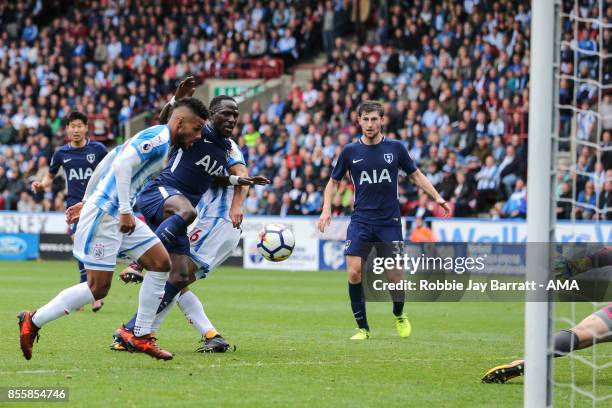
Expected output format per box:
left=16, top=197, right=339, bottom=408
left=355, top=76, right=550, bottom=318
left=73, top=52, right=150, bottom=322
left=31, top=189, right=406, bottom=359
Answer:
left=0, top=0, right=609, bottom=220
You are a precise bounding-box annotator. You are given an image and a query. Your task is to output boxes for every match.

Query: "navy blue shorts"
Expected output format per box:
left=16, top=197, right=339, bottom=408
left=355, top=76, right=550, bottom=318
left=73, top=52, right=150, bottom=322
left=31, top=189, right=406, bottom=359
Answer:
left=68, top=220, right=78, bottom=236
left=344, top=221, right=403, bottom=258
left=137, top=184, right=183, bottom=229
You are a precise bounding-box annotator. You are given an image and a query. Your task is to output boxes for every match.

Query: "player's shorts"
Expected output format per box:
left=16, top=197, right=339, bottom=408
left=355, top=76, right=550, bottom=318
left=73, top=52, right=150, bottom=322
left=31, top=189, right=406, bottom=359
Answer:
left=594, top=303, right=612, bottom=331
left=73, top=202, right=161, bottom=271
left=68, top=221, right=78, bottom=236
left=344, top=220, right=403, bottom=258
left=137, top=184, right=184, bottom=228
left=188, top=217, right=241, bottom=279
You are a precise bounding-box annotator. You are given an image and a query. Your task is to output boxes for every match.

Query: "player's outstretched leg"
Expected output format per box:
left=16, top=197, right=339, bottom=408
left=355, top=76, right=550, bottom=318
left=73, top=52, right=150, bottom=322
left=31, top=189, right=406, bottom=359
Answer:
left=18, top=269, right=111, bottom=360
left=482, top=307, right=612, bottom=383
left=347, top=255, right=370, bottom=340
left=127, top=243, right=174, bottom=360
left=177, top=289, right=232, bottom=352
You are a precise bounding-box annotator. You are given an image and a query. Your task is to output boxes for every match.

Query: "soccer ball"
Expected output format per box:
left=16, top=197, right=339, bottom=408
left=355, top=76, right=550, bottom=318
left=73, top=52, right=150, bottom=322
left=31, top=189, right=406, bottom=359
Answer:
left=257, top=223, right=295, bottom=262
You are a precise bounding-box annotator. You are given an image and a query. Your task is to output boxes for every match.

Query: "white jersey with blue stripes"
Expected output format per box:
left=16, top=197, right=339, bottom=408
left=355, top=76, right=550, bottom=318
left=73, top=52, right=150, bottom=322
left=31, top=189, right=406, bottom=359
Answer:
left=89, top=125, right=170, bottom=217
left=195, top=139, right=245, bottom=221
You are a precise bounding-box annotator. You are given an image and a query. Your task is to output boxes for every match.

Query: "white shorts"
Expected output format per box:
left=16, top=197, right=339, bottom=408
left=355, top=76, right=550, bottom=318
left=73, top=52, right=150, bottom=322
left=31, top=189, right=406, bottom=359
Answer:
left=188, top=217, right=241, bottom=279
left=73, top=202, right=161, bottom=271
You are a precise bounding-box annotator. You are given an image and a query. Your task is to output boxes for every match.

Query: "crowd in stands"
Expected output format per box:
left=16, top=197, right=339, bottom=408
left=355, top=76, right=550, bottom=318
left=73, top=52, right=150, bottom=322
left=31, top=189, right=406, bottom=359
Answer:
left=1, top=0, right=611, bottom=222
left=238, top=0, right=611, bottom=220
left=0, top=0, right=324, bottom=144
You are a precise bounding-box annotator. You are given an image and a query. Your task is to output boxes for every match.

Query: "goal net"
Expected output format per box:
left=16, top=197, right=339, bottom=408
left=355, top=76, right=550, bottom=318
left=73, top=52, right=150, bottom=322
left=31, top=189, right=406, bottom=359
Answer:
left=549, top=0, right=612, bottom=406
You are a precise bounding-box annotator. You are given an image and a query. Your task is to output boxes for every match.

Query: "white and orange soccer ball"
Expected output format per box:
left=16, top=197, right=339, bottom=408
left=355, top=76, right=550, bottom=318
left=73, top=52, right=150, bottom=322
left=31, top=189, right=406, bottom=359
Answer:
left=257, top=223, right=295, bottom=262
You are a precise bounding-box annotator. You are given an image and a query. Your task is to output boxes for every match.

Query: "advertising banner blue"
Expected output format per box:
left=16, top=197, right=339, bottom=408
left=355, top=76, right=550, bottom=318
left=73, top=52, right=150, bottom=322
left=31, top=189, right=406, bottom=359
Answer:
left=319, top=240, right=347, bottom=270
left=0, top=233, right=40, bottom=260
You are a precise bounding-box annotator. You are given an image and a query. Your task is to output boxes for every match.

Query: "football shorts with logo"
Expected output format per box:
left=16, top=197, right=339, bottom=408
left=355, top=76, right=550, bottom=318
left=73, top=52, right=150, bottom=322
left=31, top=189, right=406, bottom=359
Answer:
left=188, top=217, right=241, bottom=279
left=73, top=201, right=160, bottom=271
left=344, top=221, right=404, bottom=258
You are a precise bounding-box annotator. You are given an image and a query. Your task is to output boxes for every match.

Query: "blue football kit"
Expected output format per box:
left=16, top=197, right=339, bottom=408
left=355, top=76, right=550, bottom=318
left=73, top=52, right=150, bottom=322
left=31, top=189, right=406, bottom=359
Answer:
left=331, top=137, right=417, bottom=257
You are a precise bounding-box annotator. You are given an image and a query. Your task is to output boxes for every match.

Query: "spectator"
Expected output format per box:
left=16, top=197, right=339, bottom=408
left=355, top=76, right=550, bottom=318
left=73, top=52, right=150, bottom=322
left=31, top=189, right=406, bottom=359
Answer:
left=301, top=183, right=321, bottom=215
left=575, top=180, right=597, bottom=219
left=409, top=217, right=436, bottom=242
left=452, top=170, right=476, bottom=217
left=475, top=155, right=499, bottom=212
left=264, top=192, right=281, bottom=215
left=498, top=145, right=522, bottom=198
left=597, top=180, right=612, bottom=220
left=501, top=179, right=527, bottom=219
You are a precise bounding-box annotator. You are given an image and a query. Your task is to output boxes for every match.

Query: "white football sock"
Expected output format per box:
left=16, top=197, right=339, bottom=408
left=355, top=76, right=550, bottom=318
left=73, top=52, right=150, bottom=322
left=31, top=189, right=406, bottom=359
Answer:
left=134, top=271, right=168, bottom=337
left=177, top=291, right=215, bottom=335
left=150, top=294, right=179, bottom=333
left=32, top=282, right=94, bottom=328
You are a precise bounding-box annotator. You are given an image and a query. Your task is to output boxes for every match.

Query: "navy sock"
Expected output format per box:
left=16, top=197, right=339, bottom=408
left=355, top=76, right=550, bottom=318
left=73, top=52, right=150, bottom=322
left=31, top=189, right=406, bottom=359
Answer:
left=124, top=314, right=137, bottom=331
left=123, top=282, right=181, bottom=332
left=348, top=282, right=369, bottom=330
left=393, top=302, right=405, bottom=316
left=154, top=214, right=188, bottom=249
left=156, top=281, right=180, bottom=314
left=78, top=260, right=87, bottom=283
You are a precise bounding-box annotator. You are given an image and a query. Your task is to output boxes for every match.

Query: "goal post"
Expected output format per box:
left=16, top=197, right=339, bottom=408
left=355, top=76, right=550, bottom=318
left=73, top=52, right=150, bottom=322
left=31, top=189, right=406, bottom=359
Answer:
left=525, top=0, right=557, bottom=407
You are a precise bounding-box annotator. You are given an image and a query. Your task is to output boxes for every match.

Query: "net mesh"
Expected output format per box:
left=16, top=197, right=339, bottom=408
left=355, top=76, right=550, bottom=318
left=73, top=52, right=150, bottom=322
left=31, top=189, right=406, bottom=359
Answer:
left=553, top=0, right=612, bottom=405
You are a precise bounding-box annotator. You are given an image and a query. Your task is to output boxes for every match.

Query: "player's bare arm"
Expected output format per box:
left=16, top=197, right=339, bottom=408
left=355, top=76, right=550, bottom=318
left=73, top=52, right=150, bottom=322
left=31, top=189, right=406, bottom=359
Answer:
left=319, top=178, right=339, bottom=233
left=227, top=163, right=250, bottom=228
left=31, top=172, right=54, bottom=193
left=159, top=76, right=197, bottom=124
left=408, top=168, right=451, bottom=216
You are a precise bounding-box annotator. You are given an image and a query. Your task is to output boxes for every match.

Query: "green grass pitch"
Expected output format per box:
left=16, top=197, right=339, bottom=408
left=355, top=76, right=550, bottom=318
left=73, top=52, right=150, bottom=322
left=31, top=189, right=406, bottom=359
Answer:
left=1, top=261, right=611, bottom=407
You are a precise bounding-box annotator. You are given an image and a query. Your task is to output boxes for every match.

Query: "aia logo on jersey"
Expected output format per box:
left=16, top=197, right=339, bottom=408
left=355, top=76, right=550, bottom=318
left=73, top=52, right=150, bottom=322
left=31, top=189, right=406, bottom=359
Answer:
left=68, top=167, right=94, bottom=181
left=195, top=154, right=224, bottom=176
left=359, top=169, right=391, bottom=184
left=384, top=153, right=393, bottom=164
left=93, top=243, right=105, bottom=260
left=86, top=154, right=96, bottom=164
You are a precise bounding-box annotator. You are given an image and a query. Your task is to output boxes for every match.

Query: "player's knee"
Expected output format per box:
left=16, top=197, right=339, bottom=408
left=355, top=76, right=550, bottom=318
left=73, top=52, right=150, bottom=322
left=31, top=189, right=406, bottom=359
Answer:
left=348, top=268, right=362, bottom=284
left=148, top=256, right=171, bottom=272
left=169, top=269, right=191, bottom=286
left=89, top=281, right=111, bottom=300
left=178, top=206, right=197, bottom=225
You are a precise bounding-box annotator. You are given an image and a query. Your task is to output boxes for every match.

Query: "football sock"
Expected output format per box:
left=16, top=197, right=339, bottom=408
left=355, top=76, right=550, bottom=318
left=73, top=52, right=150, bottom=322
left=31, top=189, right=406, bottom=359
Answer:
left=77, top=260, right=87, bottom=283
left=32, top=282, right=94, bottom=328
left=154, top=214, right=187, bottom=249
left=156, top=281, right=181, bottom=314
left=177, top=290, right=216, bottom=335
left=150, top=294, right=179, bottom=333
left=553, top=329, right=580, bottom=357
left=392, top=302, right=405, bottom=317
left=348, top=282, right=369, bottom=330
left=134, top=271, right=168, bottom=337
left=124, top=283, right=181, bottom=331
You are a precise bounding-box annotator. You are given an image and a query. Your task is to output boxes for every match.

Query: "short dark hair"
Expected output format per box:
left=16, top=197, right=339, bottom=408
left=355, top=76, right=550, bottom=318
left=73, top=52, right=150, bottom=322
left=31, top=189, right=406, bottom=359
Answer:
left=66, top=111, right=88, bottom=126
left=174, top=97, right=209, bottom=120
left=357, top=100, right=384, bottom=117
left=209, top=95, right=237, bottom=114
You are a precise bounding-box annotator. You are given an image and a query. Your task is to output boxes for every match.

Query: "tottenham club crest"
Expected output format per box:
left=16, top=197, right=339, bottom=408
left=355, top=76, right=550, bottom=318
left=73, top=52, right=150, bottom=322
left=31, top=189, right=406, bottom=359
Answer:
left=86, top=153, right=96, bottom=164
left=93, top=243, right=105, bottom=260
left=384, top=153, right=393, bottom=164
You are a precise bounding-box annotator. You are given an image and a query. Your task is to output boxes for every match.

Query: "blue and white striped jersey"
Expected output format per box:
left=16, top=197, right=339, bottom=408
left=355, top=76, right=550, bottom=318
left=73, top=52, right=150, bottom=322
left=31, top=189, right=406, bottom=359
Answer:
left=89, top=125, right=170, bottom=217
left=195, top=139, right=246, bottom=221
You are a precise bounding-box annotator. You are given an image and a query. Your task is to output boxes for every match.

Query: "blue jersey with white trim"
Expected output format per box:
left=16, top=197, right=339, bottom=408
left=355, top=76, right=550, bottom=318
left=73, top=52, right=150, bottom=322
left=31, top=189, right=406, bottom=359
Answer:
left=331, top=137, right=417, bottom=226
left=154, top=124, right=240, bottom=206
left=195, top=139, right=246, bottom=221
left=49, top=141, right=108, bottom=207
left=89, top=125, right=170, bottom=217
